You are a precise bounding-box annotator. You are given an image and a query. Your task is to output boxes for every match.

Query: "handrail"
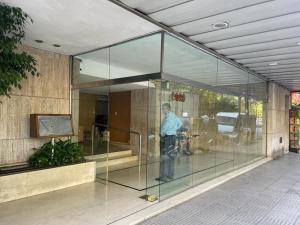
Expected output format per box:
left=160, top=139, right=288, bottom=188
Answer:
left=93, top=123, right=141, bottom=136
left=91, top=123, right=143, bottom=180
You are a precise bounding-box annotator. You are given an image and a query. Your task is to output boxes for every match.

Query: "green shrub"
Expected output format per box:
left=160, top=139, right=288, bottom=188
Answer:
left=0, top=3, right=39, bottom=98
left=29, top=139, right=85, bottom=168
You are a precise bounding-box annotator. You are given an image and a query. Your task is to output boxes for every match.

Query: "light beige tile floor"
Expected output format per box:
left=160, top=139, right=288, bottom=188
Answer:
left=0, top=181, right=154, bottom=225
left=0, top=144, right=264, bottom=225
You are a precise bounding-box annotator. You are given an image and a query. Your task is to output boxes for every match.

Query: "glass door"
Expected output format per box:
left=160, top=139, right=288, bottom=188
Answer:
left=97, top=82, right=148, bottom=189
left=73, top=80, right=160, bottom=223
left=72, top=85, right=110, bottom=159
left=104, top=81, right=161, bottom=223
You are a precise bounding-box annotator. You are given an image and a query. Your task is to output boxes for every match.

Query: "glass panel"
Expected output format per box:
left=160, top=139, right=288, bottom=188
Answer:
left=70, top=31, right=268, bottom=222
left=146, top=80, right=161, bottom=199
left=192, top=88, right=217, bottom=186
left=164, top=33, right=218, bottom=86
left=72, top=79, right=160, bottom=223
left=73, top=86, right=110, bottom=157
left=73, top=48, right=110, bottom=84
left=73, top=33, right=162, bottom=85
left=216, top=60, right=248, bottom=170
left=214, top=94, right=236, bottom=175
left=248, top=76, right=267, bottom=161
left=109, top=33, right=161, bottom=79
left=159, top=81, right=193, bottom=200
left=94, top=82, right=150, bottom=189
left=103, top=81, right=159, bottom=223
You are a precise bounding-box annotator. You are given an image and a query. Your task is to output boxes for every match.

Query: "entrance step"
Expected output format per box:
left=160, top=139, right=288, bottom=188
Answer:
left=85, top=150, right=139, bottom=173
left=85, top=150, right=133, bottom=161
left=96, top=155, right=139, bottom=173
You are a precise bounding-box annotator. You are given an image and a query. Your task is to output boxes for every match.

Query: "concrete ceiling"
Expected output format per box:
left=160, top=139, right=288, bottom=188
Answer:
left=3, top=0, right=160, bottom=55
left=119, top=0, right=300, bottom=90
left=5, top=0, right=300, bottom=90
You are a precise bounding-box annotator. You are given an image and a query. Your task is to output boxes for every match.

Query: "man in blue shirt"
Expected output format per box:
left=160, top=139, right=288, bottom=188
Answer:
left=157, top=103, right=182, bottom=182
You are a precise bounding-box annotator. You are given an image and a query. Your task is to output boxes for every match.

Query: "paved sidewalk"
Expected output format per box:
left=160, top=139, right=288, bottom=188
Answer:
left=140, top=153, right=300, bottom=225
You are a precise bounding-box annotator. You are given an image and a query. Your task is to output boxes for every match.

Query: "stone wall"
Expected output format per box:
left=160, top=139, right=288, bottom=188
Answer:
left=0, top=45, right=70, bottom=166
left=266, top=82, right=290, bottom=158
left=130, top=88, right=148, bottom=156
left=0, top=161, right=95, bottom=203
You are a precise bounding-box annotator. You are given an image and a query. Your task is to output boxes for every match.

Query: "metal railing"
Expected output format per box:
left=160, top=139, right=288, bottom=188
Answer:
left=91, top=123, right=142, bottom=169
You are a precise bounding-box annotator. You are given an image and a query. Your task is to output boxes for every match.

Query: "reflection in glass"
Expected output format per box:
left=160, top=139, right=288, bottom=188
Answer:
left=71, top=31, right=268, bottom=221
left=73, top=33, right=161, bottom=85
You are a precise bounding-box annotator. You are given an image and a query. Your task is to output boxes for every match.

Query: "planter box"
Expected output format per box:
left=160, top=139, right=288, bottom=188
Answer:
left=0, top=161, right=96, bottom=203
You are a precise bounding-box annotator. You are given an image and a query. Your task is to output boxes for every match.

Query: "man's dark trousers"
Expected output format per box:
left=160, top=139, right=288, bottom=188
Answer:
left=160, top=135, right=176, bottom=179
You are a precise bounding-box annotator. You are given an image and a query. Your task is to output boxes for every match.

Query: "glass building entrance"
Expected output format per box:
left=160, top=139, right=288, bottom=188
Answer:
left=71, top=31, right=267, bottom=222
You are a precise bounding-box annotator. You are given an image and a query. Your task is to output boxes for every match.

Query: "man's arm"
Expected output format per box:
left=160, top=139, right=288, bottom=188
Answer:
left=176, top=117, right=183, bottom=130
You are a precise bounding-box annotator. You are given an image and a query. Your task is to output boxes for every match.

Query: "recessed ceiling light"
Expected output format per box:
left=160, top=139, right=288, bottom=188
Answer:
left=212, top=22, right=229, bottom=29
left=269, top=62, right=278, bottom=66
left=53, top=44, right=61, bottom=47
left=35, top=40, right=43, bottom=43
left=297, top=42, right=300, bottom=45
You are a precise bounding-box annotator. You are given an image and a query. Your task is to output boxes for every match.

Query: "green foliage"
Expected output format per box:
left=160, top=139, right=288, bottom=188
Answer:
left=198, top=90, right=238, bottom=116
left=249, top=101, right=263, bottom=118
left=29, top=140, right=86, bottom=169
left=0, top=3, right=38, bottom=97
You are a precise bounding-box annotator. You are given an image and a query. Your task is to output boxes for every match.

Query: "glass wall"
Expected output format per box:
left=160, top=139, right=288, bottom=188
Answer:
left=72, top=34, right=162, bottom=224
left=73, top=33, right=161, bottom=85
left=157, top=33, right=267, bottom=199
left=155, top=78, right=267, bottom=200
left=71, top=31, right=267, bottom=222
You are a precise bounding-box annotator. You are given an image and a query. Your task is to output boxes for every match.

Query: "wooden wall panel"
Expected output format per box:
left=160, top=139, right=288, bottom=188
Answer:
left=109, top=91, right=131, bottom=143
left=79, top=93, right=97, bottom=133
left=0, top=45, right=70, bottom=166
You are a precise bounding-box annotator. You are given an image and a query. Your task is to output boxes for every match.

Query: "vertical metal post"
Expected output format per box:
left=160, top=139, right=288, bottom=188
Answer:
left=138, top=133, right=142, bottom=187
left=160, top=31, right=165, bottom=78
left=91, top=124, right=95, bottom=156
left=265, top=81, right=269, bottom=157
left=158, top=32, right=165, bottom=201
left=69, top=56, right=73, bottom=117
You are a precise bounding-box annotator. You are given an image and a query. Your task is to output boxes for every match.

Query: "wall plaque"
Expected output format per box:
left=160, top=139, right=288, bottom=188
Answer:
left=30, top=114, right=73, bottom=138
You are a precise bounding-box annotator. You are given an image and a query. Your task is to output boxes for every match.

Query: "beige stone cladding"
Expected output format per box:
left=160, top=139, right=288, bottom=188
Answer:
left=0, top=161, right=96, bottom=203
left=265, top=82, right=289, bottom=158
left=0, top=45, right=70, bottom=166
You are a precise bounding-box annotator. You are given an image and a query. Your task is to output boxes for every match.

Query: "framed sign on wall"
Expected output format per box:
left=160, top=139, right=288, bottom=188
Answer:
left=30, top=114, right=74, bottom=138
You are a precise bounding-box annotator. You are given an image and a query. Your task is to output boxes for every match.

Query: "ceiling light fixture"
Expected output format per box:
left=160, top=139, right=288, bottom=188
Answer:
left=35, top=40, right=43, bottom=43
left=269, top=62, right=278, bottom=66
left=53, top=44, right=61, bottom=47
left=212, top=22, right=229, bottom=29
left=297, top=42, right=300, bottom=45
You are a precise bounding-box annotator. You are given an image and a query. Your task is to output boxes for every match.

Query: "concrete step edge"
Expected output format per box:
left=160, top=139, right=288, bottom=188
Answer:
left=96, top=155, right=139, bottom=169
left=85, top=150, right=132, bottom=161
